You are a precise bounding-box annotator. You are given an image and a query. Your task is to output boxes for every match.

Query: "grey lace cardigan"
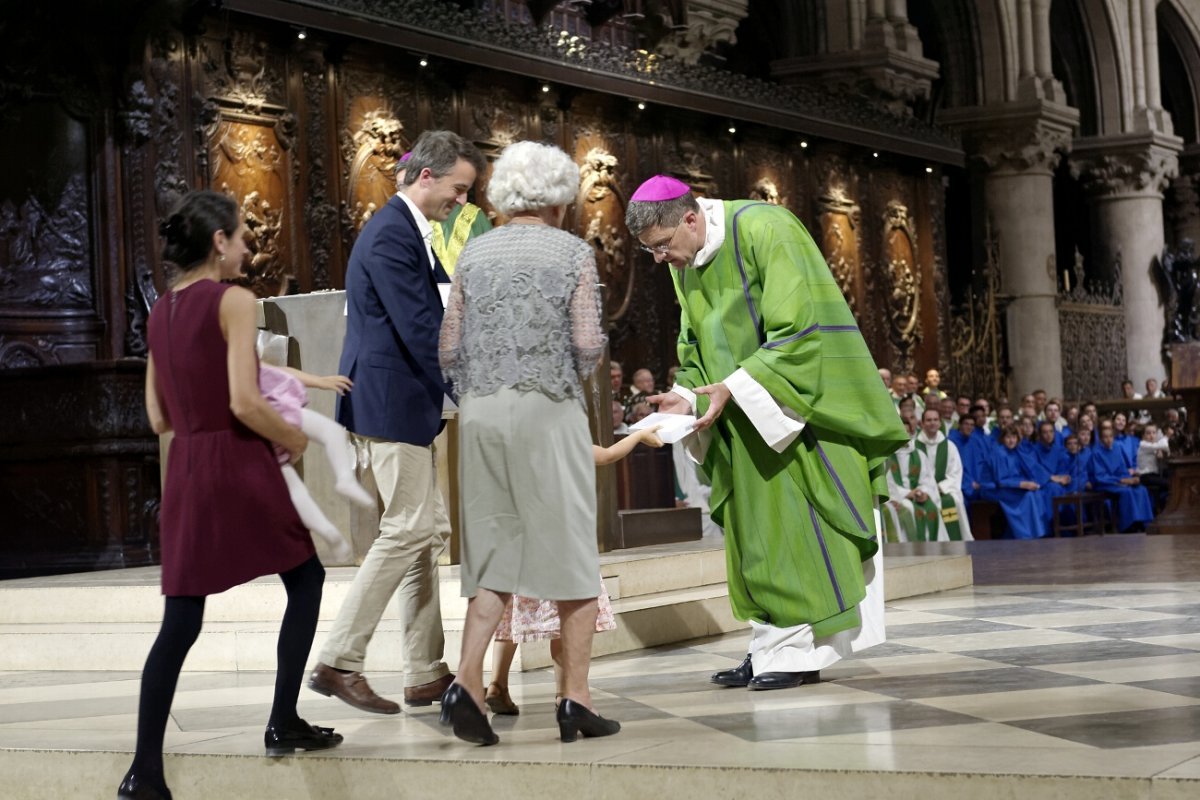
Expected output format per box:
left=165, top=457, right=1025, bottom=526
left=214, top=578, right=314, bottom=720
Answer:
left=439, top=223, right=607, bottom=403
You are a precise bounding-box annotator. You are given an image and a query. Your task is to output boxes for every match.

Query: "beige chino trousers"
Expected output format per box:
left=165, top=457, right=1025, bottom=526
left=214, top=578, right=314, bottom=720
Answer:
left=319, top=434, right=451, bottom=686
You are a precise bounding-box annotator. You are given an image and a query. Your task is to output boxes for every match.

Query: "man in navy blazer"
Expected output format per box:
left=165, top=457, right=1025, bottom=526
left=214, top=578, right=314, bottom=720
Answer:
left=310, top=130, right=486, bottom=714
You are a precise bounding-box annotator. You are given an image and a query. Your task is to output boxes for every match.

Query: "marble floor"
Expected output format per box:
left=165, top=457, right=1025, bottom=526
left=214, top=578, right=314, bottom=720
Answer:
left=3, top=537, right=1200, bottom=798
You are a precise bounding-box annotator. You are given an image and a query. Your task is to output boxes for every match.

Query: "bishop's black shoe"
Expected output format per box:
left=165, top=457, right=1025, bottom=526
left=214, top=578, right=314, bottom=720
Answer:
left=710, top=654, right=753, bottom=687
left=747, top=670, right=821, bottom=691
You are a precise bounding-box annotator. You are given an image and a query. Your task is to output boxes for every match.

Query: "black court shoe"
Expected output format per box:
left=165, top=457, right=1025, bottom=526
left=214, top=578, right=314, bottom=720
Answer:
left=439, top=683, right=499, bottom=746
left=710, top=654, right=754, bottom=687
left=264, top=718, right=344, bottom=757
left=556, top=698, right=621, bottom=743
left=117, top=771, right=172, bottom=800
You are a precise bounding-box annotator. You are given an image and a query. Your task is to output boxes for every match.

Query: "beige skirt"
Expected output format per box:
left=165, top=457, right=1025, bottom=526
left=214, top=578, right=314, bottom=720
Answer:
left=457, top=387, right=599, bottom=600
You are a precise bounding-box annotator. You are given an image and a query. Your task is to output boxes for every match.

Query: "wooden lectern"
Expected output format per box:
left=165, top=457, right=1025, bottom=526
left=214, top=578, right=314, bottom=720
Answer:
left=1149, top=343, right=1200, bottom=535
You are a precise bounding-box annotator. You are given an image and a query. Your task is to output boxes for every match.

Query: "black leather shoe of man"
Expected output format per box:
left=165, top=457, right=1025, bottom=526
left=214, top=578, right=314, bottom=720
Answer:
left=710, top=654, right=753, bottom=687
left=747, top=670, right=821, bottom=690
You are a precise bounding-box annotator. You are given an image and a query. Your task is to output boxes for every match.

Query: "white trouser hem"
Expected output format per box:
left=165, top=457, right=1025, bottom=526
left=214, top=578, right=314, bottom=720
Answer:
left=749, top=511, right=886, bottom=673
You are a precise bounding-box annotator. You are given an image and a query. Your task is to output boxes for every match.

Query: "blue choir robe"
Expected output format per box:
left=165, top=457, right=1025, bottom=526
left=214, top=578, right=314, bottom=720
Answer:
left=1029, top=442, right=1074, bottom=498
left=1089, top=442, right=1154, bottom=532
left=1066, top=449, right=1092, bottom=491
left=1116, top=434, right=1139, bottom=464
left=949, top=430, right=986, bottom=501
left=979, top=445, right=1049, bottom=539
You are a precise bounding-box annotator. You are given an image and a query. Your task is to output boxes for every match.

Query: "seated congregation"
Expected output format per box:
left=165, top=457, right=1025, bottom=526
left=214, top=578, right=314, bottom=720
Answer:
left=878, top=369, right=1174, bottom=540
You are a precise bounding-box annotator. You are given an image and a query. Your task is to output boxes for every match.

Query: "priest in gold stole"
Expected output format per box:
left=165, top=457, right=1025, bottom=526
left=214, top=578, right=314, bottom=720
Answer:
left=625, top=176, right=908, bottom=690
left=433, top=200, right=492, bottom=275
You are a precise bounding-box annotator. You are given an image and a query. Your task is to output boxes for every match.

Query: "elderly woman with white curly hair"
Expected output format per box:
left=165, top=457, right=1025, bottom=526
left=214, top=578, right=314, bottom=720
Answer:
left=437, top=140, right=616, bottom=746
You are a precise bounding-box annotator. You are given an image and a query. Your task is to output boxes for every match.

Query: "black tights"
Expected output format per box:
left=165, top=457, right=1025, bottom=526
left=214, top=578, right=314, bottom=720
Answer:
left=124, top=556, right=324, bottom=786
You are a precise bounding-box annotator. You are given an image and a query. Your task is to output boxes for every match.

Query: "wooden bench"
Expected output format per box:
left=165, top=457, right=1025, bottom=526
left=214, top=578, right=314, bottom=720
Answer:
left=1051, top=492, right=1108, bottom=537
left=967, top=500, right=1006, bottom=540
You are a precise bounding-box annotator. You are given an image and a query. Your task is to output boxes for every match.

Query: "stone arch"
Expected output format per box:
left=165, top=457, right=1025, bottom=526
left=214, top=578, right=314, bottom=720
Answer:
left=908, top=0, right=984, bottom=111
left=971, top=0, right=1017, bottom=105
left=1053, top=0, right=1127, bottom=136
left=1159, top=0, right=1200, bottom=145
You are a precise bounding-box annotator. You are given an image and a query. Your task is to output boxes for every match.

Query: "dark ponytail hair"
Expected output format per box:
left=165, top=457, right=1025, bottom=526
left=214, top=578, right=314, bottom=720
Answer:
left=159, top=191, right=239, bottom=272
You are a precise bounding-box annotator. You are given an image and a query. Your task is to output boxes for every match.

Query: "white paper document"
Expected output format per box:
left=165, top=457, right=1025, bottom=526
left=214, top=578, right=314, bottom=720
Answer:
left=629, top=412, right=698, bottom=444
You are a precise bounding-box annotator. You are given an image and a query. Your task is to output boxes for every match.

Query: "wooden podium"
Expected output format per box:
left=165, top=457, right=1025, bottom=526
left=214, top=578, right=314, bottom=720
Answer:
left=610, top=435, right=702, bottom=548
left=1149, top=343, right=1200, bottom=535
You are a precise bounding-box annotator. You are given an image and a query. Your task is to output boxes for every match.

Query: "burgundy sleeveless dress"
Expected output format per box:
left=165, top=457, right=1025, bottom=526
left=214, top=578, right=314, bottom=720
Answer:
left=146, top=280, right=314, bottom=596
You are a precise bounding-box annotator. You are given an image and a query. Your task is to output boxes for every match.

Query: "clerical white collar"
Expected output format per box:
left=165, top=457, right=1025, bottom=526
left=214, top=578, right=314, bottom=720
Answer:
left=916, top=430, right=946, bottom=446
left=691, top=197, right=725, bottom=267
left=396, top=190, right=434, bottom=243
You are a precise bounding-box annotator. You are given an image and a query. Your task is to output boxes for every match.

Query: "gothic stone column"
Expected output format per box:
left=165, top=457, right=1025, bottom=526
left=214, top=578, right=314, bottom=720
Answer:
left=942, top=102, right=1078, bottom=398
left=1072, top=134, right=1181, bottom=387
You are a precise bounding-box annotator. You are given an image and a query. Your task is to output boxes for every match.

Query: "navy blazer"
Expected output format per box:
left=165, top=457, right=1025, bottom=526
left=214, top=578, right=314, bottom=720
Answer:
left=337, top=195, right=452, bottom=446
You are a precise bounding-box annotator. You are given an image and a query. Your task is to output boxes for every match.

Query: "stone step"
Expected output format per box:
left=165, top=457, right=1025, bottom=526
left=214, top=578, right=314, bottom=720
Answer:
left=0, top=545, right=971, bottom=673
left=0, top=544, right=729, bottom=625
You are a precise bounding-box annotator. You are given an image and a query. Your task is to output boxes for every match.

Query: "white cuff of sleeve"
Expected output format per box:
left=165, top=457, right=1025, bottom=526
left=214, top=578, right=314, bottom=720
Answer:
left=670, top=383, right=697, bottom=412
left=669, top=384, right=710, bottom=464
left=937, top=479, right=955, bottom=495
left=724, top=368, right=806, bottom=452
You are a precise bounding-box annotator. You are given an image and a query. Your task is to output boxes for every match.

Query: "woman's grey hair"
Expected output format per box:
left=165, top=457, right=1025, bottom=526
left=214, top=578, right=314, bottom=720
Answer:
left=625, top=194, right=700, bottom=237
left=402, top=130, right=486, bottom=186
left=486, top=141, right=580, bottom=215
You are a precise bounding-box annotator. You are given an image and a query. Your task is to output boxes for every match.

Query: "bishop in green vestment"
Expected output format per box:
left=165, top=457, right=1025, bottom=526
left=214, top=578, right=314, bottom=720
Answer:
left=626, top=176, right=908, bottom=690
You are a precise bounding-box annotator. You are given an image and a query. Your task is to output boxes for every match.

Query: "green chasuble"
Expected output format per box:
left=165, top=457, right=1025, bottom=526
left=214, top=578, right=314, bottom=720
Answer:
left=673, top=201, right=909, bottom=637
left=433, top=202, right=492, bottom=275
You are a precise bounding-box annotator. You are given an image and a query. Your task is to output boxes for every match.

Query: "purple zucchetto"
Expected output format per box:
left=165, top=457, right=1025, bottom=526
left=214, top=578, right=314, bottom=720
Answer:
left=399, top=151, right=412, bottom=163
left=630, top=175, right=691, bottom=202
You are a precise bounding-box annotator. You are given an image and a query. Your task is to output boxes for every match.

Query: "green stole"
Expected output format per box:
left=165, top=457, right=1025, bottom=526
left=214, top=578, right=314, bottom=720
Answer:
left=914, top=438, right=963, bottom=541
left=886, top=450, right=940, bottom=542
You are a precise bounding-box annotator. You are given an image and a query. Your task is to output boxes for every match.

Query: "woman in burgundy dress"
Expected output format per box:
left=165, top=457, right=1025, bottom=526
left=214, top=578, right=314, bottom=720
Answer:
left=118, top=191, right=341, bottom=800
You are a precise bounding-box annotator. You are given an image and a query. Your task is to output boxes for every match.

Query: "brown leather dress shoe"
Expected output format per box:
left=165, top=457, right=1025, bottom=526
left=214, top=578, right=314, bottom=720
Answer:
left=308, top=663, right=400, bottom=714
left=404, top=673, right=455, bottom=706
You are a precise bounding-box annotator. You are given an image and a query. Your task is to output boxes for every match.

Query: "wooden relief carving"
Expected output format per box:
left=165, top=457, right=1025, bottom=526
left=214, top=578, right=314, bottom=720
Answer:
left=817, top=185, right=863, bottom=314
left=300, top=52, right=337, bottom=290
left=207, top=118, right=293, bottom=296
left=665, top=138, right=718, bottom=197
left=884, top=199, right=921, bottom=364
left=343, top=106, right=407, bottom=231
left=576, top=145, right=632, bottom=323
left=0, top=175, right=91, bottom=312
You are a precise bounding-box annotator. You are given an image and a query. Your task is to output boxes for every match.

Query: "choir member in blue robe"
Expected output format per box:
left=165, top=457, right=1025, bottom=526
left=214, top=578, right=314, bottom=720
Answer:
left=949, top=416, right=985, bottom=502
left=1090, top=423, right=1155, bottom=533
left=979, top=426, right=1049, bottom=539
left=1063, top=434, right=1092, bottom=491
left=1029, top=421, right=1074, bottom=499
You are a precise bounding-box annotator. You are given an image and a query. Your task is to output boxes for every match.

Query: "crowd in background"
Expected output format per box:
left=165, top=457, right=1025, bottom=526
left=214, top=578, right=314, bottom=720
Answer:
left=879, top=368, right=1182, bottom=539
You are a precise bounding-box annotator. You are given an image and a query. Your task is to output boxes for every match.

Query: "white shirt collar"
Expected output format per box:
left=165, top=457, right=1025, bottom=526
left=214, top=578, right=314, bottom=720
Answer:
left=396, top=190, right=434, bottom=243
left=917, top=430, right=946, bottom=446
left=692, top=197, right=726, bottom=267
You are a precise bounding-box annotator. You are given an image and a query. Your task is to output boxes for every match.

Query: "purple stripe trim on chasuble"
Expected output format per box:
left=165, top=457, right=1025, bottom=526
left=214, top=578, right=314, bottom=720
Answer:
left=816, top=443, right=870, bottom=533
left=809, top=504, right=847, bottom=612
left=731, top=203, right=771, bottom=345
left=762, top=324, right=861, bottom=350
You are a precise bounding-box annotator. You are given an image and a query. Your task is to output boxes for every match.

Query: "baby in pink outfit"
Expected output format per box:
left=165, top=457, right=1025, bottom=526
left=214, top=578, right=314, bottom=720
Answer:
left=259, top=363, right=373, bottom=563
